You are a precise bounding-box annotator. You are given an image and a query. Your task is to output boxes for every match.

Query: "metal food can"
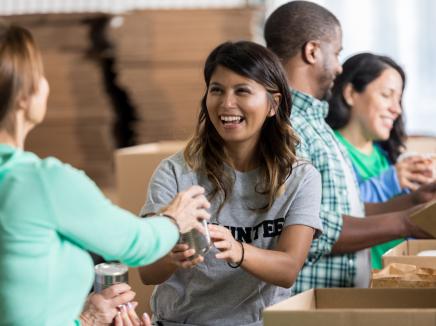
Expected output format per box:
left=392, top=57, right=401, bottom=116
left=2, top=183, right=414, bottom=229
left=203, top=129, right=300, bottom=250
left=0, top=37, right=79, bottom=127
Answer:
left=94, top=262, right=128, bottom=293
left=180, top=219, right=212, bottom=259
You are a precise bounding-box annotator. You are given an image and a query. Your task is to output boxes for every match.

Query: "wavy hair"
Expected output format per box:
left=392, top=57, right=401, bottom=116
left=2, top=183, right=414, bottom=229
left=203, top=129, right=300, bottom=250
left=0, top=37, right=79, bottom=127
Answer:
left=184, top=41, right=299, bottom=213
left=326, top=53, right=406, bottom=163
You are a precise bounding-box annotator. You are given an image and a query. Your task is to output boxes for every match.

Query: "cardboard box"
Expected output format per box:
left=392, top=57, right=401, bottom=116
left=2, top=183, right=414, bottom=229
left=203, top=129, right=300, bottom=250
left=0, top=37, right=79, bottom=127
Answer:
left=114, top=140, right=186, bottom=214
left=382, top=240, right=436, bottom=269
left=263, top=288, right=436, bottom=326
left=410, top=201, right=436, bottom=238
left=127, top=268, right=154, bottom=316
left=114, top=140, right=186, bottom=315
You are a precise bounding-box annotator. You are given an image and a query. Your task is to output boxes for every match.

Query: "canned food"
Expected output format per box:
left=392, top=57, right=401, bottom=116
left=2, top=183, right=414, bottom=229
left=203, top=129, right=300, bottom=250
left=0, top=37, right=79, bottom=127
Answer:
left=180, top=219, right=212, bottom=259
left=94, top=262, right=128, bottom=293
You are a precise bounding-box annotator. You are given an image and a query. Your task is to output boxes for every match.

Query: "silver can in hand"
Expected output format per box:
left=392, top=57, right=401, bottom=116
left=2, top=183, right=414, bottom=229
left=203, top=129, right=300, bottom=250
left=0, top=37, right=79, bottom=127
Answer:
left=180, top=219, right=212, bottom=258
left=94, top=262, right=128, bottom=293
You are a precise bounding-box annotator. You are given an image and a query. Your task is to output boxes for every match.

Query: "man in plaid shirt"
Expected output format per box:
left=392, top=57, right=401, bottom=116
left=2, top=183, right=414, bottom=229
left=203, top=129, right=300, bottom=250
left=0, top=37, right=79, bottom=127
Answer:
left=264, top=0, right=436, bottom=294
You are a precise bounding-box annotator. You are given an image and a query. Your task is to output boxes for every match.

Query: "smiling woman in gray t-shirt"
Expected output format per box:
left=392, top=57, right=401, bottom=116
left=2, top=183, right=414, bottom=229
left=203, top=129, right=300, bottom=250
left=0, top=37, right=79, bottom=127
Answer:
left=139, top=41, right=323, bottom=326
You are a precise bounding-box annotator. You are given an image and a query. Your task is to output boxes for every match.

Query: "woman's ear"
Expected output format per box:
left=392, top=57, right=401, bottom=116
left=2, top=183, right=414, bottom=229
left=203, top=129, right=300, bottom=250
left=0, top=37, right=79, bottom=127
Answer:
left=343, top=83, right=355, bottom=107
left=16, top=93, right=29, bottom=112
left=268, top=93, right=281, bottom=117
left=302, top=40, right=321, bottom=65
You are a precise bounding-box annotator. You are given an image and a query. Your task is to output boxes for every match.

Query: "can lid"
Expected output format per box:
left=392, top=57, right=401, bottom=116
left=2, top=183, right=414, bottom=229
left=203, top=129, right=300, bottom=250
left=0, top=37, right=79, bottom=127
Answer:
left=95, top=263, right=128, bottom=276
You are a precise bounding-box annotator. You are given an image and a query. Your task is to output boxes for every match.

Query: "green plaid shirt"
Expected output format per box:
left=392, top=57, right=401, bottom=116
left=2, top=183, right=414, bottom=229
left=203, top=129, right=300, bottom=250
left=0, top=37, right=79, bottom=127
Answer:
left=291, top=90, right=364, bottom=293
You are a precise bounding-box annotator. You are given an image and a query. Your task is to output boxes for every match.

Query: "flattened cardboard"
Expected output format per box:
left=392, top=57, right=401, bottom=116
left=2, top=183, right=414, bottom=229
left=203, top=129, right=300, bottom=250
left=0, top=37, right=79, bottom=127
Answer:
left=382, top=240, right=436, bottom=269
left=263, top=288, right=436, bottom=326
left=410, top=200, right=436, bottom=238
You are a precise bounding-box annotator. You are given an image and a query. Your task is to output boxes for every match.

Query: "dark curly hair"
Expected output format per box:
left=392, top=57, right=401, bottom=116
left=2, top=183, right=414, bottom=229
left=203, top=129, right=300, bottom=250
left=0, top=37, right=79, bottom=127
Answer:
left=264, top=0, right=340, bottom=63
left=326, top=53, right=406, bottom=163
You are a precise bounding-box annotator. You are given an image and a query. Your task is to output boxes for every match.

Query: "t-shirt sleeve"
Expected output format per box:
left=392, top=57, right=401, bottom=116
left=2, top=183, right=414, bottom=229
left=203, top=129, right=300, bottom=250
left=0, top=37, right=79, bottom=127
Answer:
left=284, top=164, right=323, bottom=238
left=140, top=159, right=180, bottom=216
left=358, top=166, right=403, bottom=202
left=42, top=161, right=179, bottom=267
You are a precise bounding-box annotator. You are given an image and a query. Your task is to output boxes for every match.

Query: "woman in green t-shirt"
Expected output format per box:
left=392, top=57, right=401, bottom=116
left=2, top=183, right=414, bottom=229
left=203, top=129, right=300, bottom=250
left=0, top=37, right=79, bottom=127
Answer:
left=326, top=53, right=434, bottom=269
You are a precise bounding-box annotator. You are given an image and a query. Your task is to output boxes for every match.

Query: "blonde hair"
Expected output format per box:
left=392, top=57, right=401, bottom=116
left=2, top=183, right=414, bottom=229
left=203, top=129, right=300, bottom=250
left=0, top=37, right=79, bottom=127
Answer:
left=0, top=21, right=44, bottom=132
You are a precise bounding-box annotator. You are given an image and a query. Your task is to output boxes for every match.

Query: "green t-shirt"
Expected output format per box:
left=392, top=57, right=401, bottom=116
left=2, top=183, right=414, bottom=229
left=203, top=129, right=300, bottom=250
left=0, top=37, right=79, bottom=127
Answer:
left=334, top=131, right=403, bottom=269
left=0, top=144, right=179, bottom=325
left=334, top=131, right=390, bottom=179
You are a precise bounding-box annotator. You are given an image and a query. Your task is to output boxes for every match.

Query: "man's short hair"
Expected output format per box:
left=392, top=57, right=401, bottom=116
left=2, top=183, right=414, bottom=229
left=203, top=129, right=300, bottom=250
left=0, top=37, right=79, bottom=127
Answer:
left=264, top=0, right=340, bottom=62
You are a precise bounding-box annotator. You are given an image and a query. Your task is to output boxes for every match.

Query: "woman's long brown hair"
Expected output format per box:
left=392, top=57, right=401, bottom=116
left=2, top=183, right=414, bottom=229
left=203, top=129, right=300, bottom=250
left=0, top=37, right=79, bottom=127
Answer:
left=184, top=41, right=299, bottom=215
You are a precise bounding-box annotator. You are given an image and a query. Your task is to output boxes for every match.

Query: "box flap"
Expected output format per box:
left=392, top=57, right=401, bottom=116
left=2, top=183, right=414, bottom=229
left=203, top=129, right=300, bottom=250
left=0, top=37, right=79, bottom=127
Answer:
left=265, top=289, right=316, bottom=311
left=384, top=240, right=409, bottom=257
left=382, top=240, right=436, bottom=269
left=408, top=239, right=436, bottom=255
left=410, top=201, right=436, bottom=238
left=115, top=141, right=186, bottom=156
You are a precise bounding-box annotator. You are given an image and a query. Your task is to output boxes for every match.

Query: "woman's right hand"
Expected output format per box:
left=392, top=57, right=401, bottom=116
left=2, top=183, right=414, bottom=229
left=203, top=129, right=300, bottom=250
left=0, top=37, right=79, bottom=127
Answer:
left=396, top=156, right=433, bottom=190
left=161, top=185, right=211, bottom=234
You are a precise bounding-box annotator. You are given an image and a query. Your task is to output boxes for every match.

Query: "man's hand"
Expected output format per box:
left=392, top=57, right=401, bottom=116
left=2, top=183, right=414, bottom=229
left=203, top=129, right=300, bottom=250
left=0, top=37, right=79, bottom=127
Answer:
left=411, top=181, right=436, bottom=205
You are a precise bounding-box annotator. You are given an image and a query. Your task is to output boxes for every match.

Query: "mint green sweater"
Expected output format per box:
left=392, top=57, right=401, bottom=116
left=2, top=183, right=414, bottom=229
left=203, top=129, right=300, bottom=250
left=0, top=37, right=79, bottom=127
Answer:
left=0, top=144, right=178, bottom=325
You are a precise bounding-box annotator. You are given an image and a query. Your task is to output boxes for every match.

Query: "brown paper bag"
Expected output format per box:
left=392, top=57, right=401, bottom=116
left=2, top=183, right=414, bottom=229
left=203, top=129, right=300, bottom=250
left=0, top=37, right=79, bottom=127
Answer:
left=371, top=263, right=436, bottom=288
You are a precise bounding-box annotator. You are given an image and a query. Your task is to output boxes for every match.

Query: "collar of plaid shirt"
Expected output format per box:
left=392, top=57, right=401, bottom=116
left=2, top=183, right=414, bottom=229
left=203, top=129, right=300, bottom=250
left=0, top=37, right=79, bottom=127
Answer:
left=290, top=89, right=329, bottom=120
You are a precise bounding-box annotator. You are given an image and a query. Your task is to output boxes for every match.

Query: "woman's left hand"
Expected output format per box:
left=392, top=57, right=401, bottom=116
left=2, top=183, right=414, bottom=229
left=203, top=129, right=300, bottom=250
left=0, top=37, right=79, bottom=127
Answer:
left=80, top=283, right=135, bottom=325
left=208, top=224, right=243, bottom=264
left=114, top=304, right=151, bottom=326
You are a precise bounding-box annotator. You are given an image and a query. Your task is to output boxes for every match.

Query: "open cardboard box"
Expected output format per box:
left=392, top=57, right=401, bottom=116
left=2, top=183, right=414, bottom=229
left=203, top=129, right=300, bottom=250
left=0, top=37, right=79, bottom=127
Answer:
left=382, top=239, right=436, bottom=269
left=114, top=140, right=186, bottom=316
left=263, top=288, right=436, bottom=326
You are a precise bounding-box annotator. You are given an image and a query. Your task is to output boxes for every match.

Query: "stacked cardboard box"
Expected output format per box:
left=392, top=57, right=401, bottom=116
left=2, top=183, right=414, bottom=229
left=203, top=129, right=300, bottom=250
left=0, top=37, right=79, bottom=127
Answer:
left=5, top=14, right=115, bottom=187
left=110, top=8, right=260, bottom=144
left=5, top=7, right=260, bottom=187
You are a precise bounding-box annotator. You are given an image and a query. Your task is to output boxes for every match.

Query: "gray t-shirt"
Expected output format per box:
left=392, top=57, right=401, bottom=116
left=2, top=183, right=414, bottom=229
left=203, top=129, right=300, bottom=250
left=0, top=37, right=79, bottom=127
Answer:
left=141, top=152, right=323, bottom=326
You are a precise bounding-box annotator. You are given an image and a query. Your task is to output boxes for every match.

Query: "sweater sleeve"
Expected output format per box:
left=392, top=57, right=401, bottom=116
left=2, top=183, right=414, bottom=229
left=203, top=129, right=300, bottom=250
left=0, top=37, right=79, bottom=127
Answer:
left=41, top=160, right=179, bottom=267
left=140, top=158, right=180, bottom=217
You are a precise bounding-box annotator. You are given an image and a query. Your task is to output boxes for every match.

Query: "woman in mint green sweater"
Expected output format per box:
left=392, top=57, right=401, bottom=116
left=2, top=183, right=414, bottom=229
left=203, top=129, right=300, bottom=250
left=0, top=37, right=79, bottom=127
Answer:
left=326, top=53, right=434, bottom=269
left=0, top=22, right=210, bottom=326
